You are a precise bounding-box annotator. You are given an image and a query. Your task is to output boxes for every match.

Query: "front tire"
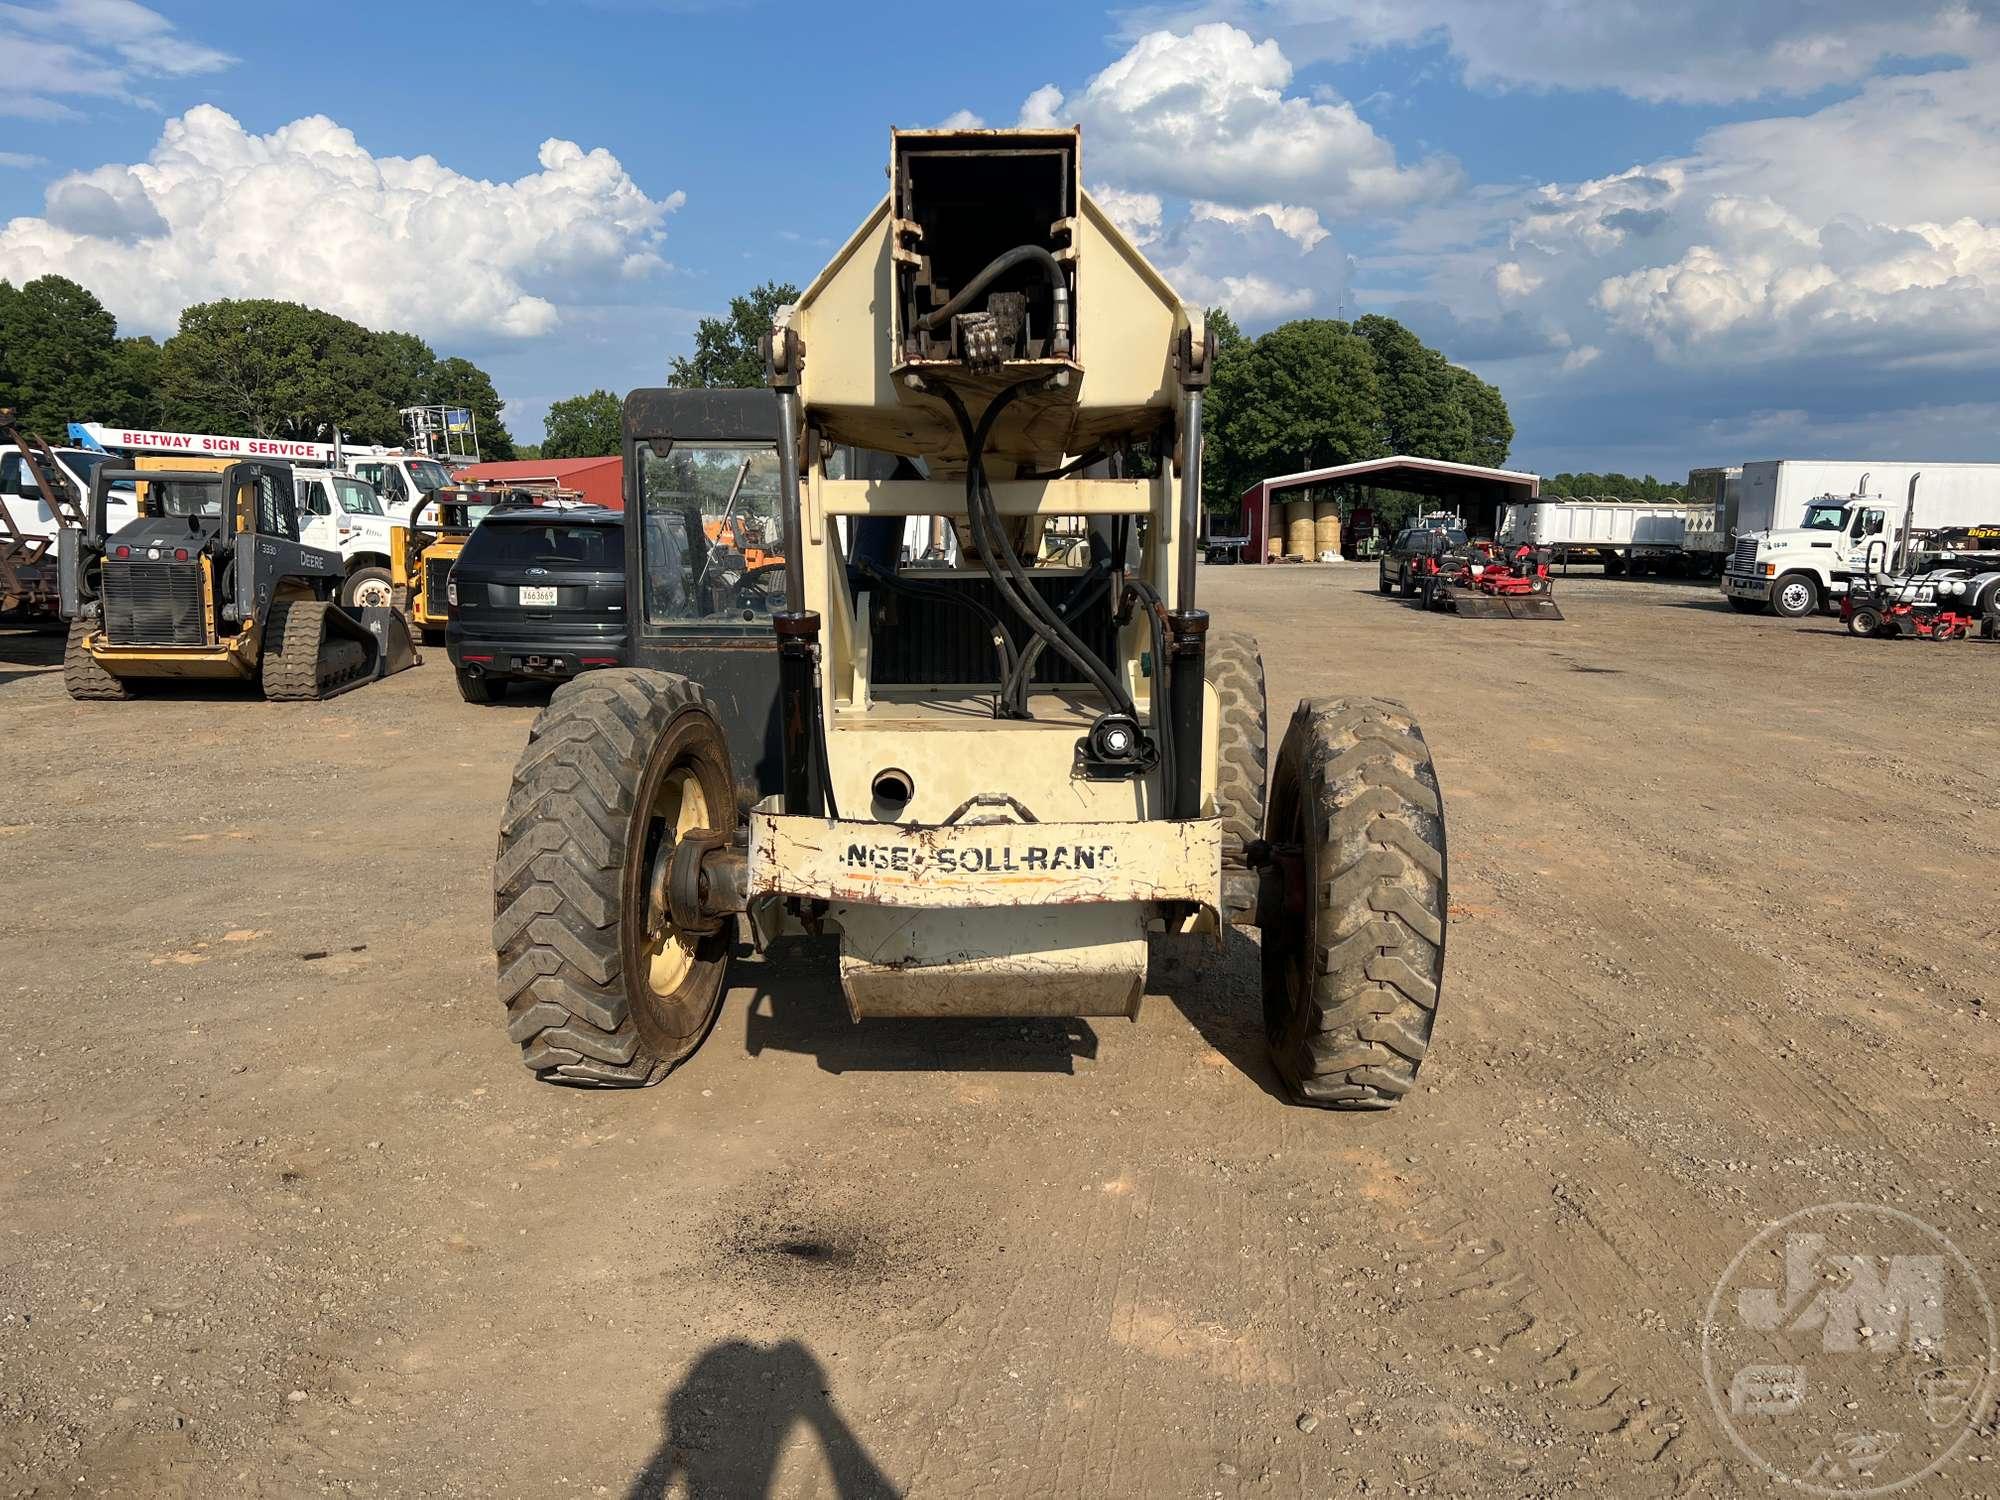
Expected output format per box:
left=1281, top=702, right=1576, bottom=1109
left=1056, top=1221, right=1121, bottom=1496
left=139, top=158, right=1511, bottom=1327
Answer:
left=1377, top=567, right=1394, bottom=595
left=493, top=669, right=736, bottom=1086
left=1771, top=572, right=1820, bottom=618
left=341, top=566, right=394, bottom=610
left=1261, top=698, right=1446, bottom=1109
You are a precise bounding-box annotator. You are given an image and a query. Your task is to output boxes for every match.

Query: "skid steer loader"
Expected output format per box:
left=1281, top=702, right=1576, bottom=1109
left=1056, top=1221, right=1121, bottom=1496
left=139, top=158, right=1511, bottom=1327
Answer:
left=493, top=128, right=1448, bottom=1108
left=58, top=460, right=418, bottom=701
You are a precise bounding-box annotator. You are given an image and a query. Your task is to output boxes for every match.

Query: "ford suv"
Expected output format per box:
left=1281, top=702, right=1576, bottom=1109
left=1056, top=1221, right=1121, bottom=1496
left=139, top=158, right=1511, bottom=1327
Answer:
left=445, top=505, right=626, bottom=703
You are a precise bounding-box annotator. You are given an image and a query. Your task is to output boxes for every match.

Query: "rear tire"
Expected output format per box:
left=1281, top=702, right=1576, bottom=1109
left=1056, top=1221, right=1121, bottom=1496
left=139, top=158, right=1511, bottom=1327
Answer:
left=1846, top=606, right=1883, bottom=637
left=1261, top=698, right=1446, bottom=1110
left=62, top=617, right=135, bottom=701
left=1205, top=630, right=1267, bottom=864
left=458, top=669, right=504, bottom=704
left=493, top=668, right=736, bottom=1086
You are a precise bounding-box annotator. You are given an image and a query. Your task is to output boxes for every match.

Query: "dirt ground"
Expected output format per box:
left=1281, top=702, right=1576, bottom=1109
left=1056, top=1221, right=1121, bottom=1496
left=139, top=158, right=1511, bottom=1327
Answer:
left=2, top=568, right=1997, bottom=1498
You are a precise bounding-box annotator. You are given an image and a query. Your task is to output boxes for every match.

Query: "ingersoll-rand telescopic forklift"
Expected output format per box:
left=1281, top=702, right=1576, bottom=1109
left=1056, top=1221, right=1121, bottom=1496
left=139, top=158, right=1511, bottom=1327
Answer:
left=492, top=128, right=1448, bottom=1109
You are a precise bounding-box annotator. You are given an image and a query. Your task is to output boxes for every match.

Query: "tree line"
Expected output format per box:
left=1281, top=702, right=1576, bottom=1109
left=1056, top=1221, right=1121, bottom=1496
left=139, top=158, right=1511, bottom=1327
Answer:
left=0, top=274, right=515, bottom=459
left=1540, top=471, right=1687, bottom=501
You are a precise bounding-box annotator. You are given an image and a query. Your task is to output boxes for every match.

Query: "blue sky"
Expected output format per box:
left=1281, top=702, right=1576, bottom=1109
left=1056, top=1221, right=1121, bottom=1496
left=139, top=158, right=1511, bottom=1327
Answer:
left=6, top=0, right=2000, bottom=479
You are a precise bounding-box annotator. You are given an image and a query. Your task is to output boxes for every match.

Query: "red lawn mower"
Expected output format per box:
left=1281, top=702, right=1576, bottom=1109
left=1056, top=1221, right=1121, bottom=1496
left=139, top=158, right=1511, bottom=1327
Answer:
left=1417, top=541, right=1564, bottom=620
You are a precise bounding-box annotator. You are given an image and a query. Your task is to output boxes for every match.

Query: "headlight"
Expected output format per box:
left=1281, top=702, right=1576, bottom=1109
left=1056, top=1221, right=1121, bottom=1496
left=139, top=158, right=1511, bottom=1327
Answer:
left=446, top=579, right=457, bottom=606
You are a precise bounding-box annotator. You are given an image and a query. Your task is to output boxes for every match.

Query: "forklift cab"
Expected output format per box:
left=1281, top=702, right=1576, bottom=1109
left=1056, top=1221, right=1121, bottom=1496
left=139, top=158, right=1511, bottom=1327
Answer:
left=623, top=389, right=787, bottom=809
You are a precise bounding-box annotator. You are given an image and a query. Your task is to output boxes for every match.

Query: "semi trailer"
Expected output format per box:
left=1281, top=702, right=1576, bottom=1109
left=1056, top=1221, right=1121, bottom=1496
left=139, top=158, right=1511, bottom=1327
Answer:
left=1498, top=498, right=1726, bottom=575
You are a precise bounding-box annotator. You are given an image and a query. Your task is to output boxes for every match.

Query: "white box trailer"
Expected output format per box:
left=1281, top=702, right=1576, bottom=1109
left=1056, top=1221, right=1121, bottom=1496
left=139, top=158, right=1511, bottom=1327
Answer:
left=1498, top=498, right=1725, bottom=575
left=1721, top=460, right=2000, bottom=616
left=1735, top=460, right=2000, bottom=538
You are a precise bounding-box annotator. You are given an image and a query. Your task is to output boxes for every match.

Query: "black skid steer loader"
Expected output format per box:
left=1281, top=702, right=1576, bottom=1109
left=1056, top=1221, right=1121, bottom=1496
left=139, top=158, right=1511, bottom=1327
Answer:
left=59, top=460, right=417, bottom=702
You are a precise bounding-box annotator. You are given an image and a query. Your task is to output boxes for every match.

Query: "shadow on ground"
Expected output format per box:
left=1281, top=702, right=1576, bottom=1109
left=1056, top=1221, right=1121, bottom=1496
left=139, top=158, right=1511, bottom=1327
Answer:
left=0, top=624, right=63, bottom=688
left=735, top=937, right=1099, bottom=1075
left=627, top=1339, right=898, bottom=1499
left=1154, top=924, right=1292, bottom=1105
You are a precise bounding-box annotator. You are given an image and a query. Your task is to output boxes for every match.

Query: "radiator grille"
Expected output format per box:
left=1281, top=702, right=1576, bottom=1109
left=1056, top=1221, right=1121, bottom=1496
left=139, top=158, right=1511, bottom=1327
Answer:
left=102, top=560, right=205, bottom=645
left=1732, top=536, right=1759, bottom=570
left=867, top=571, right=1118, bottom=689
left=424, top=556, right=456, bottom=619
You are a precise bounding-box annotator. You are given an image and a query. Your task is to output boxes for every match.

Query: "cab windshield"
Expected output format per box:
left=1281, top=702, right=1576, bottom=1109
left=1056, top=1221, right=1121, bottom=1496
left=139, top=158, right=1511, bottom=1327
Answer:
left=1802, top=502, right=1848, bottom=531
left=409, top=461, right=452, bottom=494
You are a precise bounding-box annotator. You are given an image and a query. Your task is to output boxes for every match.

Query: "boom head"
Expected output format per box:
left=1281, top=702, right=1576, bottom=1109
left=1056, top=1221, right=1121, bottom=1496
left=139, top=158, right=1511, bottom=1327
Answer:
left=783, top=127, right=1202, bottom=468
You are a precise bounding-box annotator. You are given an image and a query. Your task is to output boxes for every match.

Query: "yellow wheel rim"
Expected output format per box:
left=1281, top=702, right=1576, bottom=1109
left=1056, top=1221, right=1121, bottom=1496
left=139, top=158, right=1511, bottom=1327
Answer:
left=646, top=766, right=710, bottom=995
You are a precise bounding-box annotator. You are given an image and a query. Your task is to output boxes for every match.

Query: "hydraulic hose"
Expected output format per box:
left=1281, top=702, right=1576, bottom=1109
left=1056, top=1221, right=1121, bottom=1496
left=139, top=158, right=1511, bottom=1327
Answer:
left=938, top=384, right=1136, bottom=719
left=916, top=245, right=1072, bottom=357
left=854, top=558, right=1025, bottom=717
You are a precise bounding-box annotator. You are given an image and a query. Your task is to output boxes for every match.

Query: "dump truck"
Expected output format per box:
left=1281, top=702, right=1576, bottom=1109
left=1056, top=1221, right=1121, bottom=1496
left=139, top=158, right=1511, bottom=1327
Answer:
left=490, top=128, right=1449, bottom=1110
left=58, top=459, right=417, bottom=700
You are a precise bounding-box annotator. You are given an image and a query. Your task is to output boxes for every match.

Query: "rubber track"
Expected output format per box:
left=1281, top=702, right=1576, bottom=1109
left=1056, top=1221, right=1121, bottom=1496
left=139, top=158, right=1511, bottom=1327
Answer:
left=492, top=668, right=712, bottom=1086
left=62, top=617, right=134, bottom=700
left=1275, top=696, right=1447, bottom=1109
left=1205, top=629, right=1267, bottom=861
left=261, top=600, right=327, bottom=701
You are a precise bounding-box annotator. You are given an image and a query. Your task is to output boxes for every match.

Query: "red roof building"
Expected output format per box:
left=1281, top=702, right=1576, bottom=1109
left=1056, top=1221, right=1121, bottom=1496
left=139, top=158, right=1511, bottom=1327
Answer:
left=452, top=456, right=624, bottom=510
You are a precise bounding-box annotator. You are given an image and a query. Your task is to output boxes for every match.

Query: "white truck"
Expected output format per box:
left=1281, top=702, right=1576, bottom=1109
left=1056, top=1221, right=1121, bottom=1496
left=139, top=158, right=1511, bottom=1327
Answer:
left=1720, top=461, right=2000, bottom=616
left=1498, top=497, right=1727, bottom=576
left=291, top=467, right=401, bottom=608
left=1, top=444, right=137, bottom=542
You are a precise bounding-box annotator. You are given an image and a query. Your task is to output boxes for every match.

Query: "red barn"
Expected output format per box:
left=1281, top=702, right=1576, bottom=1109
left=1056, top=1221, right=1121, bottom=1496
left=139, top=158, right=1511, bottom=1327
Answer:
left=451, top=456, right=624, bottom=510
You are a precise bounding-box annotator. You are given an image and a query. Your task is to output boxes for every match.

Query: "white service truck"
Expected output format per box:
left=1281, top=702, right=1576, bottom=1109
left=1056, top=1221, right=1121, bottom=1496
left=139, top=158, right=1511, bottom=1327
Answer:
left=0, top=444, right=137, bottom=542
left=1720, top=461, right=2000, bottom=616
left=291, top=466, right=402, bottom=608
left=1498, top=498, right=1727, bottom=575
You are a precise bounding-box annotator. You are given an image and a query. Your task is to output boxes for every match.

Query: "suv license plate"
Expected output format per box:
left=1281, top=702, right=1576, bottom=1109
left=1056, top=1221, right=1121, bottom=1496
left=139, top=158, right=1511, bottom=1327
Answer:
left=519, top=585, right=558, bottom=607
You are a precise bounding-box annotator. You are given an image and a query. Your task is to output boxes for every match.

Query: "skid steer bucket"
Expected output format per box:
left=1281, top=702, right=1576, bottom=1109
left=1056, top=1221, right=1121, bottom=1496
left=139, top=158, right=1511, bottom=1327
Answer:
left=1450, top=593, right=1564, bottom=621
left=355, top=604, right=420, bottom=680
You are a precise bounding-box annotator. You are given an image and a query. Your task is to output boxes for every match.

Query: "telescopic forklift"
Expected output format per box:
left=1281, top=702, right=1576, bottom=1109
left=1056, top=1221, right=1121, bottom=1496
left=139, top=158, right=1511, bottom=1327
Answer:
left=491, top=128, right=1449, bottom=1109
left=59, top=460, right=417, bottom=701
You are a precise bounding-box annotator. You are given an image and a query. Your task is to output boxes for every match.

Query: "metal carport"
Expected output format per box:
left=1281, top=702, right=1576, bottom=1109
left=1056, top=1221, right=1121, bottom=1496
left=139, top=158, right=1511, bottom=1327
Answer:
left=1237, top=456, right=1541, bottom=562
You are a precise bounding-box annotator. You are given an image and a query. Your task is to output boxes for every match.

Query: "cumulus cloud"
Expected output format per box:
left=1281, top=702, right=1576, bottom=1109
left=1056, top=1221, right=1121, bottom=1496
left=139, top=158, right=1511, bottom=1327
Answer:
left=1091, top=185, right=1164, bottom=246
left=1190, top=200, right=1328, bottom=250
left=0, top=106, right=684, bottom=343
left=0, top=1, right=233, bottom=119
left=1017, top=24, right=1457, bottom=217
left=1476, top=59, right=2000, bottom=367
left=1118, top=0, right=1992, bottom=105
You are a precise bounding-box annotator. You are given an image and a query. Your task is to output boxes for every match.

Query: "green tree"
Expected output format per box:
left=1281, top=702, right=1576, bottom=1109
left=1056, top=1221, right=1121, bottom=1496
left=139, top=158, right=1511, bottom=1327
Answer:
left=159, top=299, right=404, bottom=442
left=1208, top=319, right=1385, bottom=505
left=1355, top=314, right=1473, bottom=461
left=541, top=390, right=622, bottom=458
left=0, top=274, right=153, bottom=433
left=667, top=280, right=798, bottom=388
left=1199, top=306, right=1251, bottom=518
left=1450, top=365, right=1513, bottom=468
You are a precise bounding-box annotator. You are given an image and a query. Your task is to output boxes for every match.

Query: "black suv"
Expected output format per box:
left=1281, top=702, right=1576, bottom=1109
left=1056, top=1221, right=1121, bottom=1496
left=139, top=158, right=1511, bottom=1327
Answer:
left=1377, top=523, right=1468, bottom=596
left=446, top=505, right=626, bottom=703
